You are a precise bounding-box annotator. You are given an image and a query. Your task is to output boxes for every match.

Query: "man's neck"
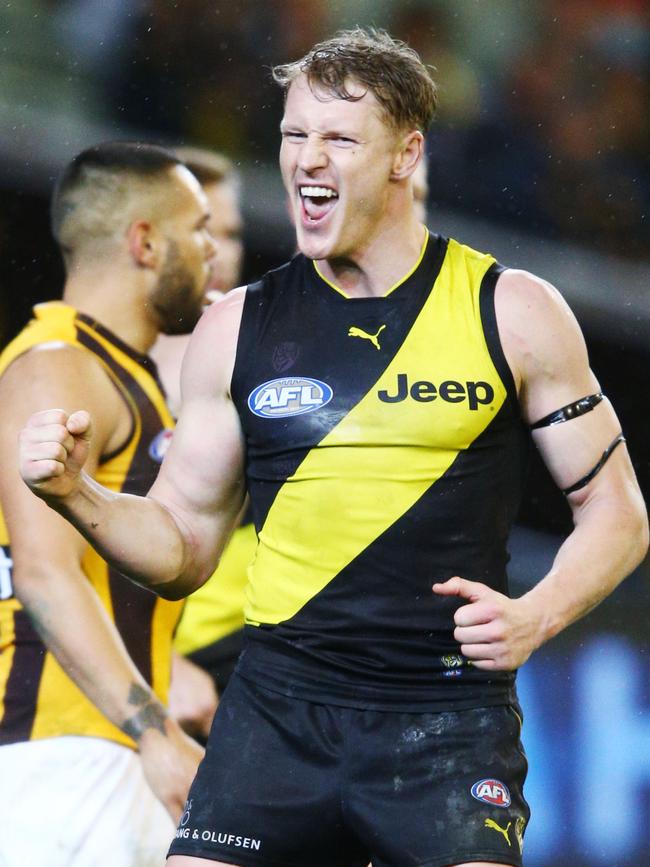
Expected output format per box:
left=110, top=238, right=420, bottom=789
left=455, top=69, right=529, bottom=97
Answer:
left=62, top=267, right=157, bottom=354
left=315, top=218, right=427, bottom=299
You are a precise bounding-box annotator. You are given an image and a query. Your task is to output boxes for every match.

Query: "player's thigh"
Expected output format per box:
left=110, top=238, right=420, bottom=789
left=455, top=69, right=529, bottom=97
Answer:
left=168, top=674, right=368, bottom=867
left=349, top=704, right=529, bottom=867
left=168, top=858, right=240, bottom=866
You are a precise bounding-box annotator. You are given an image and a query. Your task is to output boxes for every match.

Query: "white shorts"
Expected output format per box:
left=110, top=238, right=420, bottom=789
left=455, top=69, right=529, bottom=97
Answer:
left=0, top=736, right=175, bottom=867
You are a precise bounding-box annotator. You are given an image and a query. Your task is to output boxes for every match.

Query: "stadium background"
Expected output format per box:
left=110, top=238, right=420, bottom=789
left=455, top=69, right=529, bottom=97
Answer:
left=0, top=1, right=648, bottom=864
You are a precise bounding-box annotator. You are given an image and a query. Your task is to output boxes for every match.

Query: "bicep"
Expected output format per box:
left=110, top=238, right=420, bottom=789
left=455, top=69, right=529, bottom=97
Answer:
left=497, top=270, right=631, bottom=496
left=151, top=389, right=245, bottom=519
left=531, top=398, right=628, bottom=497
left=149, top=391, right=246, bottom=572
left=147, top=294, right=247, bottom=568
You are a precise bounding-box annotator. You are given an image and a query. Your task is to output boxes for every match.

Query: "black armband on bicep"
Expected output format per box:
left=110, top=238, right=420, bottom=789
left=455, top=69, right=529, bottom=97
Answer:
left=530, top=393, right=604, bottom=430
left=562, top=433, right=626, bottom=496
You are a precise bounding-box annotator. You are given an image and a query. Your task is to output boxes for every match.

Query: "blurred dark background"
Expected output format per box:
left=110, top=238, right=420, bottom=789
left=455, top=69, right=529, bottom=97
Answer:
left=1, top=2, right=649, bottom=864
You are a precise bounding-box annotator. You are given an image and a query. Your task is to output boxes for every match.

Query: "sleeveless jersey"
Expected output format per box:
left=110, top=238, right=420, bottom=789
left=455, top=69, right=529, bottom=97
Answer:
left=230, top=232, right=529, bottom=711
left=0, top=302, right=183, bottom=748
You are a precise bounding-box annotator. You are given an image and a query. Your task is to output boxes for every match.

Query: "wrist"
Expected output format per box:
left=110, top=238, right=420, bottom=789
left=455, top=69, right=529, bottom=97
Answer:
left=518, top=583, right=560, bottom=649
left=121, top=683, right=169, bottom=745
left=42, top=470, right=92, bottom=513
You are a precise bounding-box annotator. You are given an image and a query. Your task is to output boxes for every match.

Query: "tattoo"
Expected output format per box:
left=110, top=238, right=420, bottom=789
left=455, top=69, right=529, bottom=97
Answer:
left=122, top=682, right=167, bottom=741
left=128, top=684, right=150, bottom=705
left=90, top=522, right=98, bottom=529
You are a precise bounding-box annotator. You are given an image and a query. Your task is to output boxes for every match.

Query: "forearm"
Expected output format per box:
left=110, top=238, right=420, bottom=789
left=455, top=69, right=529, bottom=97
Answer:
left=46, top=471, right=201, bottom=598
left=520, top=490, right=648, bottom=646
left=17, top=564, right=169, bottom=743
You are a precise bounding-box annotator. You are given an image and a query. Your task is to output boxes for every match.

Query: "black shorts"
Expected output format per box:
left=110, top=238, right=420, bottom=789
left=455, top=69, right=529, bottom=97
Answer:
left=168, top=674, right=530, bottom=867
left=188, top=629, right=244, bottom=695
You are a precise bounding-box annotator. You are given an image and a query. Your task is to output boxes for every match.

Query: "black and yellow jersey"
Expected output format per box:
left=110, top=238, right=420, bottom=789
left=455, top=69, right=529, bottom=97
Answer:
left=231, top=232, right=529, bottom=711
left=0, top=302, right=183, bottom=748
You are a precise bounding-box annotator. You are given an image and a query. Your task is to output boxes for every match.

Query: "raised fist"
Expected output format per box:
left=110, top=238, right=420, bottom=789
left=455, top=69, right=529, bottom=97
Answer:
left=19, top=408, right=92, bottom=501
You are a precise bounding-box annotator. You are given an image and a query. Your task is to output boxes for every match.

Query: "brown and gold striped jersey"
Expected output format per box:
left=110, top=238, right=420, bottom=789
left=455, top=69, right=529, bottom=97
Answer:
left=0, top=302, right=182, bottom=747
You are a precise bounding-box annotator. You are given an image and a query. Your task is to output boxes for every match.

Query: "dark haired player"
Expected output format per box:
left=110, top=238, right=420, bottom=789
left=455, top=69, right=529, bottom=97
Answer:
left=0, top=141, right=216, bottom=866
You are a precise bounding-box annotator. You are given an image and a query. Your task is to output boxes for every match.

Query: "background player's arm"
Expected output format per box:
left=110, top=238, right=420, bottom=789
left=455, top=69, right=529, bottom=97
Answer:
left=168, top=652, right=219, bottom=739
left=434, top=269, right=648, bottom=669
left=0, top=345, right=202, bottom=821
left=19, top=290, right=247, bottom=601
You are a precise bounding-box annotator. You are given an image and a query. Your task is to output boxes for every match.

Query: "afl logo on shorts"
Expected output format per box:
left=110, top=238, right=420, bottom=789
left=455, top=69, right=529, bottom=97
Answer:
left=149, top=428, right=174, bottom=462
left=471, top=778, right=511, bottom=808
left=248, top=377, right=333, bottom=419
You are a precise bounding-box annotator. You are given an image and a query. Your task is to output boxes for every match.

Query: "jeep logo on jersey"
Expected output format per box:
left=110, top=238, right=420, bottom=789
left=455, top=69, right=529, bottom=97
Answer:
left=378, top=373, right=494, bottom=410
left=148, top=428, right=174, bottom=463
left=471, top=778, right=511, bottom=808
left=248, top=377, right=333, bottom=418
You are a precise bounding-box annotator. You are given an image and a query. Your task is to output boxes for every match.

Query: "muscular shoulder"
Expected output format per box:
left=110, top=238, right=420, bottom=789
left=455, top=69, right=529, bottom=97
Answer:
left=180, top=286, right=246, bottom=401
left=494, top=269, right=593, bottom=423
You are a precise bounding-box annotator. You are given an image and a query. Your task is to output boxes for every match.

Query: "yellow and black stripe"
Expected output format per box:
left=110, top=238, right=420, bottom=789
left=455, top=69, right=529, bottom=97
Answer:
left=231, top=234, right=528, bottom=711
left=0, top=303, right=182, bottom=747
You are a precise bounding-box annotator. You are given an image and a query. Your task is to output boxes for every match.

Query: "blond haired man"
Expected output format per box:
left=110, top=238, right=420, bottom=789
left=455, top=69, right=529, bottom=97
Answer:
left=18, top=33, right=647, bottom=867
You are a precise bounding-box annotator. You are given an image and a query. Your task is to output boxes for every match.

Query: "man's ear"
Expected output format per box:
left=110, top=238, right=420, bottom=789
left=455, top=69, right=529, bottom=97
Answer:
left=127, top=220, right=157, bottom=267
left=390, top=130, right=424, bottom=181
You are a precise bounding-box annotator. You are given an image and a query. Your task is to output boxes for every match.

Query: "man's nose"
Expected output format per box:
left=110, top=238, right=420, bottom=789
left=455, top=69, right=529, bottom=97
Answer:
left=298, top=135, right=328, bottom=172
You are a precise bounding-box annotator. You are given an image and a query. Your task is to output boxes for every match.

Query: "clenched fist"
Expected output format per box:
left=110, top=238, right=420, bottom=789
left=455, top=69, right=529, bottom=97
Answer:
left=19, top=409, right=92, bottom=501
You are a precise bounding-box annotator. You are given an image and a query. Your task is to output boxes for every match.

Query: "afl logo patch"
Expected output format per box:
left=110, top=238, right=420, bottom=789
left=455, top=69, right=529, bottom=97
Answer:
left=248, top=377, right=333, bottom=419
left=149, top=428, right=173, bottom=462
left=471, top=779, right=511, bottom=808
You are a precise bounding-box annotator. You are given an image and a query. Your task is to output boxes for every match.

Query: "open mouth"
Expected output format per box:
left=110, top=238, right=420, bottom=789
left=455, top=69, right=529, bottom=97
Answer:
left=299, top=185, right=339, bottom=224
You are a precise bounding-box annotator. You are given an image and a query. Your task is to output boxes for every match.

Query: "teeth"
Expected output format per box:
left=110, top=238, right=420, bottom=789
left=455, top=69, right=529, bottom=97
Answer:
left=300, top=186, right=337, bottom=199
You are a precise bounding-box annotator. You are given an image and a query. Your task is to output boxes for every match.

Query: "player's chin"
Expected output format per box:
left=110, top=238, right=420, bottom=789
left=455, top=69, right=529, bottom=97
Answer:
left=296, top=234, right=336, bottom=261
left=163, top=306, right=203, bottom=336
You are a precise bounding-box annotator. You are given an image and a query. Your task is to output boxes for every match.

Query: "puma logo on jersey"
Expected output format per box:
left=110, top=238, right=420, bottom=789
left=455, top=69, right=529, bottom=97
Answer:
left=348, top=324, right=386, bottom=350
left=484, top=819, right=512, bottom=846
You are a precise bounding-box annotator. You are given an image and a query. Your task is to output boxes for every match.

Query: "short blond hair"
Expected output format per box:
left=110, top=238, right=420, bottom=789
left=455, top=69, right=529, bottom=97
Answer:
left=272, top=27, right=437, bottom=132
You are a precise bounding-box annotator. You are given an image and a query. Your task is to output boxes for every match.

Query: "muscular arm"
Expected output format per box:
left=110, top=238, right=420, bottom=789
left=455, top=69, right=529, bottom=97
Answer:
left=511, top=271, right=648, bottom=641
left=19, top=289, right=247, bottom=601
left=434, top=269, right=648, bottom=669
